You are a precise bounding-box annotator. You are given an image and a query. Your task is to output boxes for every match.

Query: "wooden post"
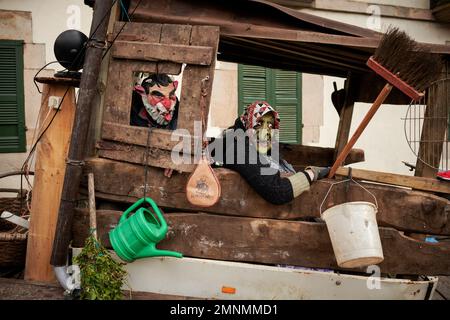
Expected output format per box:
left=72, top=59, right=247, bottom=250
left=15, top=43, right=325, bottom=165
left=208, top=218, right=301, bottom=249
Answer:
left=333, top=75, right=357, bottom=161
left=24, top=81, right=76, bottom=282
left=415, top=61, right=449, bottom=178
left=329, top=82, right=393, bottom=178
left=51, top=0, right=113, bottom=267
left=87, top=172, right=97, bottom=240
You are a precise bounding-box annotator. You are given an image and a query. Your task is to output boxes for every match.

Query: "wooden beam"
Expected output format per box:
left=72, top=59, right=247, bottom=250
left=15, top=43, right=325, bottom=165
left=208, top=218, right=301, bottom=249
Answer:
left=25, top=84, right=76, bottom=282
left=112, top=41, right=214, bottom=66
left=72, top=210, right=450, bottom=275
left=130, top=8, right=450, bottom=54
left=415, top=64, right=449, bottom=178
left=101, top=121, right=200, bottom=153
left=85, top=158, right=450, bottom=235
left=176, top=25, right=220, bottom=133
left=96, top=140, right=196, bottom=172
left=336, top=167, right=450, bottom=194
left=280, top=144, right=364, bottom=168
left=99, top=125, right=364, bottom=165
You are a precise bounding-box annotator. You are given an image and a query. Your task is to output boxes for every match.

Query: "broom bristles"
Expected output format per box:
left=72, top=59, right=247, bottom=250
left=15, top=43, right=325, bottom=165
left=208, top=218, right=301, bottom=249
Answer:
left=373, top=27, right=443, bottom=92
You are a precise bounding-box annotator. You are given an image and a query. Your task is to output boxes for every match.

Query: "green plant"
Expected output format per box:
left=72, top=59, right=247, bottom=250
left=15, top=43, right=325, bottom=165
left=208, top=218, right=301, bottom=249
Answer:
left=74, top=235, right=127, bottom=300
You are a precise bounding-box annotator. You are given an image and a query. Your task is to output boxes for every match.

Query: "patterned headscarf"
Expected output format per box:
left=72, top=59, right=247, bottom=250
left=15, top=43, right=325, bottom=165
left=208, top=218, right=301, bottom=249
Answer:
left=240, top=101, right=280, bottom=130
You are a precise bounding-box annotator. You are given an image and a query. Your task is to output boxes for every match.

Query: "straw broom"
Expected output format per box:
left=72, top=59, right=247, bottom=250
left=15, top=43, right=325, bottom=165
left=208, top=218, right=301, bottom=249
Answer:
left=328, top=27, right=443, bottom=178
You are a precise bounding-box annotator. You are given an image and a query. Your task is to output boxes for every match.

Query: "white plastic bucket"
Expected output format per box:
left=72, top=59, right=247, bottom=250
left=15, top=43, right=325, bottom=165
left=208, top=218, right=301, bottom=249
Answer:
left=320, top=179, right=384, bottom=269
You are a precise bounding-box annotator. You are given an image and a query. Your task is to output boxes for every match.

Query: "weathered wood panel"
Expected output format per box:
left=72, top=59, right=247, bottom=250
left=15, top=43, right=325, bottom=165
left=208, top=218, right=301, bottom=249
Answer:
left=100, top=123, right=364, bottom=164
left=101, top=121, right=200, bottom=153
left=72, top=210, right=450, bottom=275
left=102, top=22, right=190, bottom=125
left=336, top=167, right=450, bottom=194
left=25, top=84, right=76, bottom=283
left=280, top=144, right=364, bottom=168
left=113, top=41, right=214, bottom=66
left=177, top=26, right=220, bottom=133
left=97, top=140, right=196, bottom=172
left=97, top=134, right=364, bottom=172
left=86, top=158, right=450, bottom=235
left=415, top=64, right=449, bottom=178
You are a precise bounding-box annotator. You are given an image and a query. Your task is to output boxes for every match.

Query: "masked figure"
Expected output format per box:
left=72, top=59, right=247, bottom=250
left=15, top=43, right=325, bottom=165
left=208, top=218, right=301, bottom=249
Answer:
left=130, top=73, right=179, bottom=129
left=210, top=101, right=329, bottom=205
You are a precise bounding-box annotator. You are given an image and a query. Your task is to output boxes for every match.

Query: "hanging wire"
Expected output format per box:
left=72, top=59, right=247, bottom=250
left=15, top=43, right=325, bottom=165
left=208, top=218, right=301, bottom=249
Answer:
left=15, top=0, right=143, bottom=217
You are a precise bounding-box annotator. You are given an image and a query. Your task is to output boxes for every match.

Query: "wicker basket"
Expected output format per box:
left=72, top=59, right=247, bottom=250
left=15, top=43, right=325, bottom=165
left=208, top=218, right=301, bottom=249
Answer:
left=0, top=194, right=29, bottom=232
left=0, top=233, right=27, bottom=267
left=0, top=187, right=30, bottom=268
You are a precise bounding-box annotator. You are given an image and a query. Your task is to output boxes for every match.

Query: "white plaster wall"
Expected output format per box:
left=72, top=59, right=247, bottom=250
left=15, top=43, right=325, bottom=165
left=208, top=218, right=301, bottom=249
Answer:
left=0, top=0, right=93, bottom=65
left=0, top=1, right=92, bottom=192
left=207, top=61, right=238, bottom=137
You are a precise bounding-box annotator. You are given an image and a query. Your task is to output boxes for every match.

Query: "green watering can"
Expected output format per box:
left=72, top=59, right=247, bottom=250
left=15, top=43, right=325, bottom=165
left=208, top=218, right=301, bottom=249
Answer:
left=109, top=197, right=183, bottom=262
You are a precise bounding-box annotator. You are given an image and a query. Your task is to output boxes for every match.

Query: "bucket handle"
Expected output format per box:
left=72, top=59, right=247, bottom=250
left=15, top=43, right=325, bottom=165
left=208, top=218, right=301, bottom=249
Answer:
left=119, top=197, right=167, bottom=229
left=319, top=178, right=378, bottom=217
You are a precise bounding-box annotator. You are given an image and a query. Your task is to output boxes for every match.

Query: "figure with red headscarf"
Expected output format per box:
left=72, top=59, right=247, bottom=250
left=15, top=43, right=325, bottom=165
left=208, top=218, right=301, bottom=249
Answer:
left=210, top=101, right=329, bottom=205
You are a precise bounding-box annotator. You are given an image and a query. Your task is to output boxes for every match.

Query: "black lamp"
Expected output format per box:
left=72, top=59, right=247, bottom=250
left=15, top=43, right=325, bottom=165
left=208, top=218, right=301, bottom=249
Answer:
left=53, top=29, right=88, bottom=79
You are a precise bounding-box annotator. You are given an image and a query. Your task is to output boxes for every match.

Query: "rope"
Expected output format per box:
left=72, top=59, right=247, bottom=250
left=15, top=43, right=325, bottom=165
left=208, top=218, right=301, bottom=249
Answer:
left=143, top=126, right=153, bottom=200
left=200, top=76, right=210, bottom=151
left=318, top=178, right=378, bottom=216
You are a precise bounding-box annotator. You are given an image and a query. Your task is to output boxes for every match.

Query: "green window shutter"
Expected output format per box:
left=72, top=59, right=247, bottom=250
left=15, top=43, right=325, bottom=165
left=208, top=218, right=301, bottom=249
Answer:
left=238, top=64, right=302, bottom=144
left=238, top=64, right=267, bottom=115
left=0, top=40, right=26, bottom=153
left=271, top=69, right=302, bottom=144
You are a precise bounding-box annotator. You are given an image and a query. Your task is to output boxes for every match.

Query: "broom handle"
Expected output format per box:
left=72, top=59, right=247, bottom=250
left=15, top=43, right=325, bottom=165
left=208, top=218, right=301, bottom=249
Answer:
left=87, top=172, right=97, bottom=241
left=328, top=82, right=393, bottom=178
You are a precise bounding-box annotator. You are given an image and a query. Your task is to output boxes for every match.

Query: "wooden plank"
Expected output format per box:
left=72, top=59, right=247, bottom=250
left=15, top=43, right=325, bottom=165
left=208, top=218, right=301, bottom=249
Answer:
left=72, top=210, right=450, bottom=275
left=434, top=276, right=450, bottom=300
left=130, top=0, right=379, bottom=38
left=101, top=121, right=200, bottom=152
left=100, top=122, right=364, bottom=164
left=34, top=76, right=80, bottom=87
left=333, top=76, right=356, bottom=160
left=112, top=41, right=214, bottom=66
left=432, top=3, right=450, bottom=23
left=280, top=144, right=364, bottom=168
left=112, top=21, right=163, bottom=43
left=85, top=158, right=450, bottom=235
left=102, top=59, right=181, bottom=124
left=415, top=64, right=449, bottom=178
left=336, top=167, right=450, bottom=194
left=314, top=0, right=434, bottom=21
left=177, top=25, right=219, bottom=133
left=103, top=23, right=188, bottom=125
left=24, top=84, right=76, bottom=282
left=97, top=140, right=196, bottom=172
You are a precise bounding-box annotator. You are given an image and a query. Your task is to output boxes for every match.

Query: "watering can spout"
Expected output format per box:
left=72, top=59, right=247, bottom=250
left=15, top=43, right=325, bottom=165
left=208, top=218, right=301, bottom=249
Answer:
left=136, top=244, right=183, bottom=259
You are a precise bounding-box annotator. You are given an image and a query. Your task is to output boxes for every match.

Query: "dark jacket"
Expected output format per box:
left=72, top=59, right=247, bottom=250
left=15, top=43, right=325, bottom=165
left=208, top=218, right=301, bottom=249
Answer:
left=210, top=118, right=306, bottom=205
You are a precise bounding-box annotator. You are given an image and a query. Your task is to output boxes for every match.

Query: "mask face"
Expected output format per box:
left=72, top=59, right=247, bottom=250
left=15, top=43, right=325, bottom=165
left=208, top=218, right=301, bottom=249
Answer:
left=143, top=81, right=178, bottom=125
left=253, top=112, right=275, bottom=154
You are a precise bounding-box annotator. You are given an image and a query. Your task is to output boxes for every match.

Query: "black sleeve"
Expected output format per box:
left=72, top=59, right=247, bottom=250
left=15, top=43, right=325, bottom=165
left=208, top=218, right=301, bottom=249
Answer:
left=221, top=136, right=295, bottom=205
left=227, top=162, right=294, bottom=205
